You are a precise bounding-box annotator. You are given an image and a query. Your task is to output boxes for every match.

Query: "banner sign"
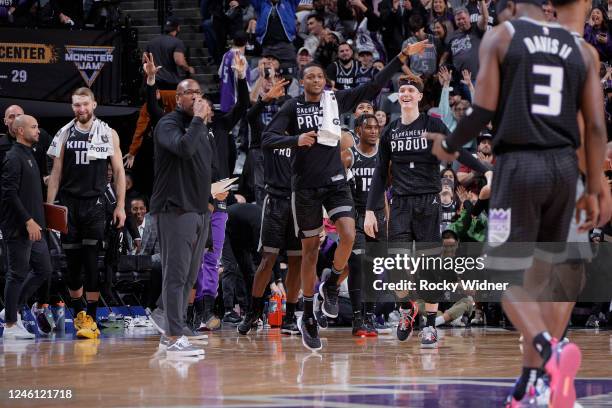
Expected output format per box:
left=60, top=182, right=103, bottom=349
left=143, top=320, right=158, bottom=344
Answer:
left=0, top=28, right=122, bottom=104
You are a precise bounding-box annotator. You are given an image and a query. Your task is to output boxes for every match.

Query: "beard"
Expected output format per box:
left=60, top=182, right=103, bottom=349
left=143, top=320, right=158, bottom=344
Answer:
left=339, top=56, right=353, bottom=65
left=76, top=112, right=93, bottom=124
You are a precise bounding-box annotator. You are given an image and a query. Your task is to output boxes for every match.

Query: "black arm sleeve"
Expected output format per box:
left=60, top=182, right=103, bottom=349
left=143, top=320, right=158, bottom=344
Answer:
left=219, top=78, right=250, bottom=130
left=446, top=105, right=495, bottom=151
left=366, top=129, right=391, bottom=211
left=146, top=83, right=165, bottom=126
left=246, top=98, right=266, bottom=126
left=262, top=99, right=300, bottom=149
left=336, top=56, right=402, bottom=113
left=457, top=149, right=493, bottom=173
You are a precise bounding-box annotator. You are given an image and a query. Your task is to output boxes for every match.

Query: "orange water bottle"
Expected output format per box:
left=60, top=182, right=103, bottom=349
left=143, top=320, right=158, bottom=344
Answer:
left=268, top=294, right=283, bottom=327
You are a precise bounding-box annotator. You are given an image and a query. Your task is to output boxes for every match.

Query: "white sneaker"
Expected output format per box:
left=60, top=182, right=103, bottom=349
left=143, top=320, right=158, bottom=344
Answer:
left=450, top=317, right=465, bottom=327
left=3, top=324, right=35, bottom=340
left=0, top=309, right=26, bottom=330
left=165, top=336, right=204, bottom=358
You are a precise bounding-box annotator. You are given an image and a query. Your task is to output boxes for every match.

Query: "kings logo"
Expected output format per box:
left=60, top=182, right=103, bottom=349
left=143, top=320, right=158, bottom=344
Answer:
left=65, top=45, right=114, bottom=87
left=488, top=208, right=511, bottom=246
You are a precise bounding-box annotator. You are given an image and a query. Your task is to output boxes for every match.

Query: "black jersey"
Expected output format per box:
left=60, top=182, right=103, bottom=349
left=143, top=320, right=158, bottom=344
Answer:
left=263, top=57, right=403, bottom=190
left=350, top=146, right=381, bottom=210
left=263, top=147, right=292, bottom=194
left=493, top=18, right=587, bottom=153
left=367, top=114, right=449, bottom=209
left=60, top=126, right=107, bottom=198
left=326, top=60, right=360, bottom=90
left=355, top=65, right=378, bottom=87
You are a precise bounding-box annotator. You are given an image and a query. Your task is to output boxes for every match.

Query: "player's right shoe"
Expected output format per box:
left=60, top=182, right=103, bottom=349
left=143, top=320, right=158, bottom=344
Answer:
left=75, top=312, right=100, bottom=339
left=237, top=310, right=261, bottom=335
left=544, top=340, right=582, bottom=408
left=298, top=315, right=322, bottom=351
left=318, top=280, right=339, bottom=318
left=419, top=326, right=438, bottom=349
left=396, top=304, right=418, bottom=342
left=352, top=312, right=368, bottom=337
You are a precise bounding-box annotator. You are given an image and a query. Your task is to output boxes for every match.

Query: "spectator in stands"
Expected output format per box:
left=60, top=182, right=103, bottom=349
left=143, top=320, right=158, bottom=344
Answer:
left=375, top=109, right=388, bottom=127
left=0, top=0, right=38, bottom=26
left=304, top=13, right=327, bottom=55
left=245, top=18, right=262, bottom=57
left=379, top=0, right=427, bottom=59
left=52, top=0, right=84, bottom=27
left=457, top=131, right=494, bottom=194
left=428, top=0, right=455, bottom=34
left=312, top=0, right=343, bottom=34
left=219, top=31, right=250, bottom=113
left=209, top=0, right=250, bottom=64
left=542, top=0, right=556, bottom=22
left=585, top=7, right=612, bottom=62
left=402, top=15, right=438, bottom=80
left=313, top=28, right=342, bottom=68
left=432, top=18, right=449, bottom=62
left=355, top=47, right=379, bottom=86
left=440, top=8, right=484, bottom=81
left=130, top=196, right=147, bottom=252
left=251, top=0, right=308, bottom=68
left=145, top=17, right=195, bottom=90
left=465, top=0, right=494, bottom=31
left=327, top=42, right=360, bottom=90
left=437, top=66, right=474, bottom=133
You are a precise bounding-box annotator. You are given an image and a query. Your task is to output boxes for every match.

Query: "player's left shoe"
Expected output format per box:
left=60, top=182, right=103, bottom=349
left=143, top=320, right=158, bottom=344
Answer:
left=544, top=340, right=581, bottom=408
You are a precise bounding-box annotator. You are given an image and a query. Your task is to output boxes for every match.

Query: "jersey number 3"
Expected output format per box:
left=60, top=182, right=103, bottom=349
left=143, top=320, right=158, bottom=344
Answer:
left=531, top=64, right=563, bottom=117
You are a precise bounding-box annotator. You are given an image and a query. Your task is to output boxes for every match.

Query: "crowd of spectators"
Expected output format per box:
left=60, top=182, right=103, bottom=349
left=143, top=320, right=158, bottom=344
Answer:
left=0, top=0, right=121, bottom=28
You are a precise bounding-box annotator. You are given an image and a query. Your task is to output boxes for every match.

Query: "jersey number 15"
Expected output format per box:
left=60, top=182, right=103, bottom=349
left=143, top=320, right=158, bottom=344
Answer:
left=531, top=64, right=563, bottom=117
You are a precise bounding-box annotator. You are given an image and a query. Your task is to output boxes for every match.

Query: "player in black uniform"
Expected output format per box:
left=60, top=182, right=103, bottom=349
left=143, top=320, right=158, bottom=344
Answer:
left=427, top=0, right=607, bottom=405
left=47, top=87, right=126, bottom=339
left=365, top=78, right=490, bottom=348
left=345, top=114, right=385, bottom=337
left=263, top=39, right=431, bottom=351
left=238, top=79, right=303, bottom=336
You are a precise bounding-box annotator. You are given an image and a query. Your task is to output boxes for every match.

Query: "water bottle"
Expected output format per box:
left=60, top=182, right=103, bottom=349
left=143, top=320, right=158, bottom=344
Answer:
left=269, top=298, right=277, bottom=313
left=54, top=302, right=65, bottom=333
left=281, top=298, right=286, bottom=314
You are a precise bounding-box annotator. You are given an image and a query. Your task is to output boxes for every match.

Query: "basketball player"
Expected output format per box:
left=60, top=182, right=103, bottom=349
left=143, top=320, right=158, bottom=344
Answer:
left=47, top=88, right=126, bottom=339
left=263, top=39, right=431, bottom=351
left=364, top=78, right=490, bottom=348
left=238, top=79, right=302, bottom=336
left=427, top=0, right=607, bottom=405
left=346, top=114, right=385, bottom=337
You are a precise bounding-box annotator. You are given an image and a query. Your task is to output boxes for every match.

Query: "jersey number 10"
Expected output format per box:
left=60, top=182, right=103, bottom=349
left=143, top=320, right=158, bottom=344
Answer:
left=531, top=64, right=563, bottom=117
left=75, top=151, right=90, bottom=165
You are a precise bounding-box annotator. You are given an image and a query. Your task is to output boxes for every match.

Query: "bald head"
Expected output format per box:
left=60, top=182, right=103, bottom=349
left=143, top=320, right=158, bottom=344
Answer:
left=12, top=114, right=39, bottom=146
left=4, top=105, right=24, bottom=136
left=176, top=79, right=203, bottom=116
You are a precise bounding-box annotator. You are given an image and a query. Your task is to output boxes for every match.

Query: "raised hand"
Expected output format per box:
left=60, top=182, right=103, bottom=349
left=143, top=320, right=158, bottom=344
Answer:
left=143, top=52, right=161, bottom=81
left=262, top=79, right=290, bottom=102
left=401, top=39, right=432, bottom=57
left=233, top=52, right=247, bottom=79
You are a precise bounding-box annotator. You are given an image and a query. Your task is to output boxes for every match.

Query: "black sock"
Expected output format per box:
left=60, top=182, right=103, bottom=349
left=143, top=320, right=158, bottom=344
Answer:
left=86, top=300, right=98, bottom=320
left=303, top=296, right=314, bottom=319
left=561, top=325, right=569, bottom=340
left=286, top=302, right=296, bottom=318
left=364, top=302, right=375, bottom=315
left=512, top=367, right=542, bottom=400
left=533, top=331, right=553, bottom=363
left=187, top=304, right=194, bottom=320
left=71, top=297, right=84, bottom=316
left=194, top=298, right=204, bottom=315
left=326, top=266, right=342, bottom=285
left=426, top=312, right=436, bottom=327
left=252, top=296, right=265, bottom=315
left=399, top=301, right=413, bottom=311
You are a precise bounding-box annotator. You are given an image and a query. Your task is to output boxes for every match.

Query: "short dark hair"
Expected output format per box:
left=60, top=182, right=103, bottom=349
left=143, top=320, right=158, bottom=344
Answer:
left=130, top=195, right=148, bottom=208
left=307, top=13, right=324, bottom=25
left=300, top=62, right=326, bottom=79
left=356, top=113, right=378, bottom=128
left=354, top=100, right=373, bottom=113
left=409, top=14, right=425, bottom=32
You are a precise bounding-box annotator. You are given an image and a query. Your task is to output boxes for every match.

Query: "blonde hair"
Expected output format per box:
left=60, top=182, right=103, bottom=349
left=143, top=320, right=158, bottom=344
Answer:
left=72, top=87, right=95, bottom=101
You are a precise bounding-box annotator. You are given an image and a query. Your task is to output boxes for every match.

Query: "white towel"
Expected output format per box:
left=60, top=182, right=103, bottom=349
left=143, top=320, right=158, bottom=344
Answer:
left=48, top=118, right=114, bottom=160
left=318, top=90, right=341, bottom=147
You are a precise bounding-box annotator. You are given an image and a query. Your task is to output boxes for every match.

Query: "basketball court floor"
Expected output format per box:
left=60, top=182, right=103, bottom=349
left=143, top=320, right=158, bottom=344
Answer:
left=1, top=325, right=611, bottom=407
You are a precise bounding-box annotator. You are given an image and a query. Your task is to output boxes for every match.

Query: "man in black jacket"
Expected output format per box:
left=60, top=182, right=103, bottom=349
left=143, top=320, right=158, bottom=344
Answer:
left=0, top=115, right=53, bottom=340
left=149, top=78, right=213, bottom=357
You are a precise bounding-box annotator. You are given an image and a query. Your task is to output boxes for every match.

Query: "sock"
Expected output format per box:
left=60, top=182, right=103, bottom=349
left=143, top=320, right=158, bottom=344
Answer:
left=512, top=367, right=541, bottom=400
left=435, top=315, right=446, bottom=327
left=286, top=302, right=296, bottom=318
left=71, top=298, right=84, bottom=316
left=326, top=266, right=342, bottom=285
left=252, top=297, right=265, bottom=315
left=364, top=302, right=375, bottom=315
left=426, top=312, right=436, bottom=327
left=561, top=324, right=569, bottom=340
left=399, top=301, right=413, bottom=311
left=533, top=331, right=553, bottom=363
left=303, top=296, right=314, bottom=319
left=187, top=304, right=194, bottom=320
left=194, top=298, right=204, bottom=315
left=86, top=300, right=98, bottom=320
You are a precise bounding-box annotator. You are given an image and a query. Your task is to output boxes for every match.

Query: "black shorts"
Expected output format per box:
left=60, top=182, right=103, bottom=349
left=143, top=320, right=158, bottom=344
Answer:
left=59, top=194, right=106, bottom=248
left=486, top=148, right=578, bottom=271
left=291, top=183, right=354, bottom=239
left=259, top=193, right=301, bottom=256
left=354, top=207, right=387, bottom=254
left=388, top=193, right=441, bottom=254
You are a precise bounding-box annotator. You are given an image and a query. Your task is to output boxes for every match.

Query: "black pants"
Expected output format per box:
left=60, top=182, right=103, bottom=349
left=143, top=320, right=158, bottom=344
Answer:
left=3, top=233, right=53, bottom=324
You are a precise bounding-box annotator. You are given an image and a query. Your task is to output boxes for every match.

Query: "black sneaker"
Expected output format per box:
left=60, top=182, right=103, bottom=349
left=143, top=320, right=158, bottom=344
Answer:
left=314, top=294, right=328, bottom=329
left=237, top=310, right=261, bottom=335
left=281, top=314, right=300, bottom=335
left=397, top=303, right=418, bottom=342
left=352, top=312, right=368, bottom=337
left=223, top=310, right=242, bottom=324
left=318, top=280, right=339, bottom=318
left=364, top=312, right=378, bottom=337
left=298, top=315, right=322, bottom=351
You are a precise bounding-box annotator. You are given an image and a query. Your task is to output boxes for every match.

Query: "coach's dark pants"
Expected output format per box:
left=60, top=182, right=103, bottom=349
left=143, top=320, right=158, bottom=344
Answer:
left=3, top=232, right=53, bottom=324
left=156, top=211, right=209, bottom=336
